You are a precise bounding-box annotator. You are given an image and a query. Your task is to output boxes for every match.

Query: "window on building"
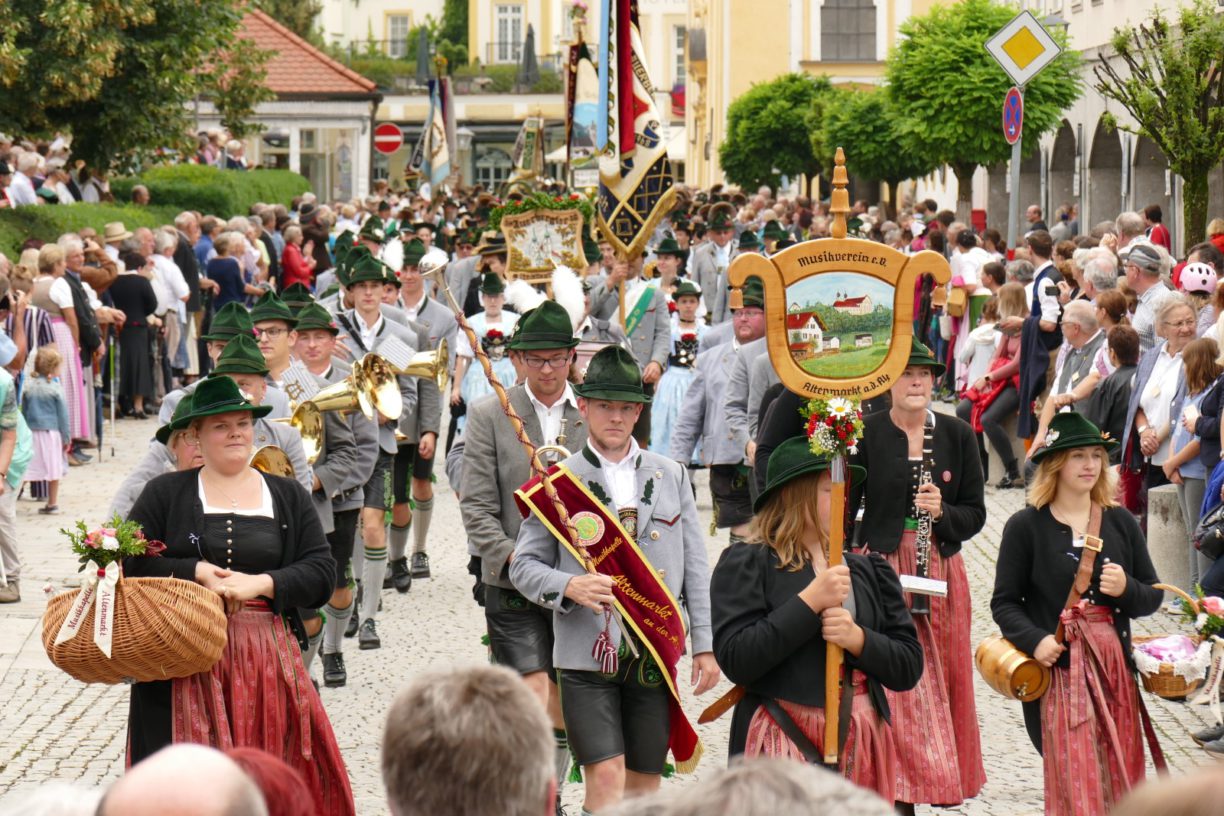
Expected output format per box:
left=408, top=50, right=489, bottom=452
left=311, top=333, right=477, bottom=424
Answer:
left=495, top=5, right=524, bottom=64
left=388, top=15, right=410, bottom=58
left=673, top=26, right=686, bottom=86
left=821, top=0, right=876, bottom=62
left=475, top=146, right=514, bottom=188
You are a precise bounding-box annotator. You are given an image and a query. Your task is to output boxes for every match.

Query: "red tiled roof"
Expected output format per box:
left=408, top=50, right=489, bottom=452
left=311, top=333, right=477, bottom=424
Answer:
left=237, top=10, right=378, bottom=98
left=833, top=296, right=868, bottom=308
left=786, top=311, right=826, bottom=330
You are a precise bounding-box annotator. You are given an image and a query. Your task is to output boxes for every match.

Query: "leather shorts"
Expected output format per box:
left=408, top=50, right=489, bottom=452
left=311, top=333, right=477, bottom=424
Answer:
left=362, top=450, right=394, bottom=510
left=558, top=648, right=671, bottom=773
left=484, top=585, right=554, bottom=676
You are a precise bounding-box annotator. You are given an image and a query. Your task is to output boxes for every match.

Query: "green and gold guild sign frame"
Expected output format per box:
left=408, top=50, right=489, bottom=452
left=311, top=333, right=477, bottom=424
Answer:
left=501, top=208, right=587, bottom=286
left=727, top=150, right=950, bottom=400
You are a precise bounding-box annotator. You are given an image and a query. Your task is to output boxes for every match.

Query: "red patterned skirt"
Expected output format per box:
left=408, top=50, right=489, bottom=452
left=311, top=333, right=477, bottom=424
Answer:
left=1040, top=603, right=1145, bottom=816
left=744, top=682, right=897, bottom=803
left=875, top=531, right=985, bottom=804
left=171, top=602, right=355, bottom=816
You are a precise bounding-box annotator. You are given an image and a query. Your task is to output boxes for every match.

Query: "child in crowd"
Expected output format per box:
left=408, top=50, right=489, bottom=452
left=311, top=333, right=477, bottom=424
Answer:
left=22, top=347, right=70, bottom=514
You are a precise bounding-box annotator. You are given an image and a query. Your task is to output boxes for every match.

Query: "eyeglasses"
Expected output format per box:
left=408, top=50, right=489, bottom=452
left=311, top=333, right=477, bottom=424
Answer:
left=254, top=327, right=288, bottom=339
left=1164, top=318, right=1196, bottom=330
left=522, top=353, right=572, bottom=370
left=734, top=308, right=764, bottom=319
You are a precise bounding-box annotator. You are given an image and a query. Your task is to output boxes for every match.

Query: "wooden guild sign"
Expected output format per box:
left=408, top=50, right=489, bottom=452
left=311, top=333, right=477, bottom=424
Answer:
left=501, top=208, right=588, bottom=286
left=728, top=149, right=950, bottom=400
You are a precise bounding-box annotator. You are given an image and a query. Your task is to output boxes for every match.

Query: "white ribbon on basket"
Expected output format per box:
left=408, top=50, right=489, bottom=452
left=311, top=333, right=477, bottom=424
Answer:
left=53, top=560, right=120, bottom=658
left=1189, top=635, right=1224, bottom=725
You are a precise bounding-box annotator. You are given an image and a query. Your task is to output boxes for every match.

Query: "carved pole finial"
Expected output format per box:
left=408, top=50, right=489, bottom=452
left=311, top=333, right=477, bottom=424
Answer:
left=830, top=147, right=850, bottom=239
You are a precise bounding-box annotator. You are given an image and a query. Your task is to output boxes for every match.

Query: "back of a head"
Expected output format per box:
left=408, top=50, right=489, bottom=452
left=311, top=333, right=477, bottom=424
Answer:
left=1112, top=765, right=1224, bottom=816
left=382, top=665, right=553, bottom=816
left=225, top=748, right=312, bottom=816
left=1026, top=230, right=1053, bottom=260
left=100, top=745, right=267, bottom=816
left=1116, top=210, right=1146, bottom=241
left=601, top=758, right=894, bottom=816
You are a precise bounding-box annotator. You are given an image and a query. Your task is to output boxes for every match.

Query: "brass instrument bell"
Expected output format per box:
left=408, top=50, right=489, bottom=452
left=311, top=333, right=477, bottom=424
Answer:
left=250, top=445, right=295, bottom=478
left=388, top=339, right=449, bottom=393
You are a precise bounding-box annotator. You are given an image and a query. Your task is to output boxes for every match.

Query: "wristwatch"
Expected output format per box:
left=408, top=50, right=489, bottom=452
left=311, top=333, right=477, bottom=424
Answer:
left=1137, top=425, right=1150, bottom=434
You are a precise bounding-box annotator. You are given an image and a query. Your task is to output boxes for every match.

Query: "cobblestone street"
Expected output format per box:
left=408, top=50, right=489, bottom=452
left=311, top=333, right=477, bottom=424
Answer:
left=0, top=413, right=1220, bottom=815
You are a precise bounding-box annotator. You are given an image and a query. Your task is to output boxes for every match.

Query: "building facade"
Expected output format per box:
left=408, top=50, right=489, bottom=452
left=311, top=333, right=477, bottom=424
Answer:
left=317, top=0, right=446, bottom=57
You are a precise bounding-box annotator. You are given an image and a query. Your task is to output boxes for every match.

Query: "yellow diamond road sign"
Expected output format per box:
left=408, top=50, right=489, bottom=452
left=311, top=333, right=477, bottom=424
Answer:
left=984, top=10, right=1062, bottom=87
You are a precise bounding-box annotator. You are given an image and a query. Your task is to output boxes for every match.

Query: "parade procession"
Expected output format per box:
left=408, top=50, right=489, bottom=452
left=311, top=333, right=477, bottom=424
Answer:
left=10, top=0, right=1224, bottom=814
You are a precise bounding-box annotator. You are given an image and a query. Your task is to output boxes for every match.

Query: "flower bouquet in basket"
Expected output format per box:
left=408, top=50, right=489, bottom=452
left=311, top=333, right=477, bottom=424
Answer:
left=41, top=515, right=228, bottom=685
left=1132, top=584, right=1217, bottom=700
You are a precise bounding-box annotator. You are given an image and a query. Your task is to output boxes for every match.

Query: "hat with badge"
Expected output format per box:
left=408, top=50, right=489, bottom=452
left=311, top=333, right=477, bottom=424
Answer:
left=707, top=202, right=735, bottom=232
left=572, top=345, right=651, bottom=404
left=207, top=333, right=270, bottom=377
left=171, top=375, right=271, bottom=431
left=479, top=271, right=506, bottom=295
left=295, top=302, right=340, bottom=335
left=507, top=300, right=580, bottom=351
left=358, top=217, right=387, bottom=244
left=1030, top=411, right=1119, bottom=463
left=338, top=246, right=394, bottom=287
left=403, top=237, right=427, bottom=268
left=754, top=436, right=866, bottom=512
left=906, top=339, right=946, bottom=377
left=249, top=290, right=297, bottom=327
left=201, top=301, right=255, bottom=342
left=731, top=275, right=765, bottom=310
left=673, top=280, right=702, bottom=300
left=279, top=282, right=315, bottom=315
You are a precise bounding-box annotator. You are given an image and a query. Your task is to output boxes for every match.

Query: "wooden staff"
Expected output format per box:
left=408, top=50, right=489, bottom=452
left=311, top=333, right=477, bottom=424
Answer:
left=823, top=455, right=848, bottom=766
left=419, top=251, right=639, bottom=659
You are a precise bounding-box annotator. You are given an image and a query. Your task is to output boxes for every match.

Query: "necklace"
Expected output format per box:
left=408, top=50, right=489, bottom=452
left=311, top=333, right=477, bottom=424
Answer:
left=203, top=470, right=250, bottom=509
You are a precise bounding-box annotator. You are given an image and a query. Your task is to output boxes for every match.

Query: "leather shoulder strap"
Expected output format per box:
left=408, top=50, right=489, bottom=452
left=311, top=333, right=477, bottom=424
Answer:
left=1054, top=503, right=1103, bottom=642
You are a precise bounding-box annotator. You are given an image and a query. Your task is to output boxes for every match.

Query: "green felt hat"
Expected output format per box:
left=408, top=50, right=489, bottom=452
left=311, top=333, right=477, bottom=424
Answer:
left=458, top=228, right=480, bottom=247
left=201, top=301, right=255, bottom=342
left=655, top=234, right=684, bottom=257
left=279, top=282, right=315, bottom=314
left=707, top=205, right=735, bottom=231
left=1030, top=412, right=1119, bottom=463
left=480, top=271, right=506, bottom=295
left=207, top=333, right=270, bottom=377
left=343, top=247, right=395, bottom=286
left=403, top=238, right=427, bottom=267
left=762, top=220, right=789, bottom=240
left=507, top=300, right=579, bottom=351
left=673, top=280, right=701, bottom=300
left=573, top=345, right=650, bottom=404
left=906, top=340, right=946, bottom=378
left=295, top=302, right=339, bottom=334
left=733, top=275, right=765, bottom=310
left=774, top=237, right=797, bottom=252
left=155, top=398, right=194, bottom=445
left=249, top=290, right=297, bottom=327
left=754, top=436, right=866, bottom=512
left=358, top=217, right=386, bottom=244
left=318, top=282, right=340, bottom=301
left=583, top=235, right=602, bottom=264
left=737, top=231, right=762, bottom=251
left=172, top=375, right=271, bottom=430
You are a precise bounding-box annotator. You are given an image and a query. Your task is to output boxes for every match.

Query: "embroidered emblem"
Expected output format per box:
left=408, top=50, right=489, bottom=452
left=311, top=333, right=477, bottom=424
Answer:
left=618, top=507, right=639, bottom=539
left=572, top=512, right=605, bottom=545
left=588, top=480, right=613, bottom=509
left=1046, top=430, right=1060, bottom=445
left=542, top=591, right=558, bottom=603
left=942, top=470, right=952, bottom=483
left=642, top=478, right=654, bottom=506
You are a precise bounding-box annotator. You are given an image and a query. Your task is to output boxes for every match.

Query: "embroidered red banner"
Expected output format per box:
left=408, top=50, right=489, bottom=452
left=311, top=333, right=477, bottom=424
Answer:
left=515, top=464, right=703, bottom=772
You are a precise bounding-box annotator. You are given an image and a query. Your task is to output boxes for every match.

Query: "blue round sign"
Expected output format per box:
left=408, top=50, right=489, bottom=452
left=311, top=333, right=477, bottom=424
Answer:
left=1003, top=87, right=1024, bottom=145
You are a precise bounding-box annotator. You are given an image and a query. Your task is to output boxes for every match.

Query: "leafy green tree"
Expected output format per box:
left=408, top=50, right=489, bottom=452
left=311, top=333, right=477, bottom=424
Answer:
left=212, top=39, right=276, bottom=139
left=0, top=1, right=267, bottom=170
left=885, top=0, right=1082, bottom=217
left=1095, top=0, right=1224, bottom=244
left=719, top=73, right=834, bottom=192
left=439, top=0, right=469, bottom=52
left=822, top=88, right=937, bottom=211
left=254, top=0, right=322, bottom=45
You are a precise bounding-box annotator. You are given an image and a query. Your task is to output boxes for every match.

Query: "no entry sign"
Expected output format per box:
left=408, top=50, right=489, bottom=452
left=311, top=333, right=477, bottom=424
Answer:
left=374, top=123, right=404, bottom=155
left=1003, top=87, right=1023, bottom=146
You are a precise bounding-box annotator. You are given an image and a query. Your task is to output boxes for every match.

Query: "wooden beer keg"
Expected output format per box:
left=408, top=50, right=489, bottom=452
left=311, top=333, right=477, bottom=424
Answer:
left=975, top=634, right=1050, bottom=702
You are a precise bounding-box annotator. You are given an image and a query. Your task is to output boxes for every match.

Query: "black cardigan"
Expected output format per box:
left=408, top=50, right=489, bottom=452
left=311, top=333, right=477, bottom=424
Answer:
left=990, top=504, right=1162, bottom=670
left=847, top=409, right=986, bottom=558
left=711, top=545, right=923, bottom=753
left=124, top=467, right=334, bottom=614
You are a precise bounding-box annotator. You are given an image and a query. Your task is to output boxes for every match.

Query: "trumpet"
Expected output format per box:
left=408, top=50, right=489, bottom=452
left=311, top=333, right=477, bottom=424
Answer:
left=250, top=445, right=295, bottom=478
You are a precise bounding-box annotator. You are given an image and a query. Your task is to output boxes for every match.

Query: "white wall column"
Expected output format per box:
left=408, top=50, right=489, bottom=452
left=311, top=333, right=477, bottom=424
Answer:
left=289, top=127, right=301, bottom=175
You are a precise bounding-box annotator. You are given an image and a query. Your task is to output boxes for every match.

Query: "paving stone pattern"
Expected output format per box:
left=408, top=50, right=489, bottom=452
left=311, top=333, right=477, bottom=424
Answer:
left=0, top=415, right=1218, bottom=814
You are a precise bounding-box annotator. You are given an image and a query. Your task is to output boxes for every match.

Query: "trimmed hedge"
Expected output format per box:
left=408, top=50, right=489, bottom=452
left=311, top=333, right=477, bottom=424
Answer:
left=111, top=165, right=311, bottom=219
left=0, top=203, right=180, bottom=259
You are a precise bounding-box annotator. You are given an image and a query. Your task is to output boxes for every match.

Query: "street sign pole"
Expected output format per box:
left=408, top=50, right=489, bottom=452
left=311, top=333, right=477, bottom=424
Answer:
left=1006, top=86, right=1024, bottom=252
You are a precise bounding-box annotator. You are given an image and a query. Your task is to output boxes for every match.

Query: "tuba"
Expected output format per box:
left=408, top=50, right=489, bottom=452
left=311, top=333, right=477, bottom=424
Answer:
left=250, top=445, right=295, bottom=478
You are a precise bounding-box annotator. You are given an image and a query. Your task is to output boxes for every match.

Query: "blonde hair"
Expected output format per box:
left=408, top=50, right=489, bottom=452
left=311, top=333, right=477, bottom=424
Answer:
left=1028, top=447, right=1117, bottom=509
left=34, top=346, right=62, bottom=378
left=996, top=282, right=1028, bottom=320
left=748, top=472, right=828, bottom=571
left=37, top=244, right=64, bottom=275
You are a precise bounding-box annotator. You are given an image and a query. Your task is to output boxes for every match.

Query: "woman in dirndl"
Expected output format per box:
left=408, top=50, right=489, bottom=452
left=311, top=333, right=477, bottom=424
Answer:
left=849, top=340, right=987, bottom=811
left=451, top=271, right=518, bottom=431
left=711, top=437, right=922, bottom=803
left=650, top=279, right=705, bottom=457
left=124, top=376, right=354, bottom=815
left=30, top=245, right=90, bottom=442
left=991, top=411, right=1162, bottom=815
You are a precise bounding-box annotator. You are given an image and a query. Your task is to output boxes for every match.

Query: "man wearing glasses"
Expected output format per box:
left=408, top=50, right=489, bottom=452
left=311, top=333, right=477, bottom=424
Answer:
left=461, top=300, right=589, bottom=796
left=669, top=277, right=767, bottom=546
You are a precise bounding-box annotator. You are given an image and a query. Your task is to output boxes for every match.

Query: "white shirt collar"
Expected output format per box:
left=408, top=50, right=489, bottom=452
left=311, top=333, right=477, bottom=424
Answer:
left=589, top=436, right=640, bottom=468
left=525, top=381, right=577, bottom=413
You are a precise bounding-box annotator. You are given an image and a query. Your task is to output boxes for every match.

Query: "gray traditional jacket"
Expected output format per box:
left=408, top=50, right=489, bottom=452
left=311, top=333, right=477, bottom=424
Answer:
left=721, top=337, right=769, bottom=463
left=508, top=444, right=713, bottom=671
left=460, top=384, right=587, bottom=590
left=336, top=309, right=420, bottom=454
left=588, top=279, right=671, bottom=373
left=322, top=358, right=379, bottom=513
left=670, top=341, right=747, bottom=467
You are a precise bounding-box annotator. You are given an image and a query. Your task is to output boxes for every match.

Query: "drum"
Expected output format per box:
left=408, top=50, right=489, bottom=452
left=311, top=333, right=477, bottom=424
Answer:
left=975, top=634, right=1050, bottom=702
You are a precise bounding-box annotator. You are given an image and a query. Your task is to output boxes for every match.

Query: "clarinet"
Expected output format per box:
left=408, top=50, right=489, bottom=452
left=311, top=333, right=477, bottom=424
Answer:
left=911, top=413, right=936, bottom=616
